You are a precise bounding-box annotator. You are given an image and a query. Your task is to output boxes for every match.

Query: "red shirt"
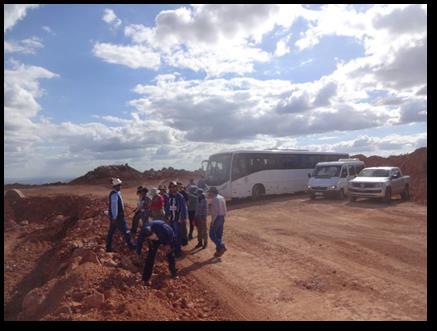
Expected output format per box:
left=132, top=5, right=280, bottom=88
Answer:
left=150, top=195, right=164, bottom=210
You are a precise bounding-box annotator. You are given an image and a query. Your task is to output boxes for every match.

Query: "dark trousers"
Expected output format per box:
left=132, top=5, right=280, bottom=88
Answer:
left=106, top=217, right=135, bottom=251
left=170, top=220, right=182, bottom=254
left=131, top=210, right=149, bottom=235
left=180, top=219, right=188, bottom=245
left=142, top=240, right=176, bottom=281
left=188, top=210, right=196, bottom=236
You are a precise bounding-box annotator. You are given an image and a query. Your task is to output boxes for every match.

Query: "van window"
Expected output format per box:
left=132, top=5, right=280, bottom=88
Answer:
left=348, top=165, right=356, bottom=176
left=355, top=164, right=364, bottom=174
left=340, top=167, right=348, bottom=178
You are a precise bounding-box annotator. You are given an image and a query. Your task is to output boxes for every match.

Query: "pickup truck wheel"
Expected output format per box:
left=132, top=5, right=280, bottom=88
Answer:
left=401, top=185, right=410, bottom=201
left=337, top=189, right=345, bottom=200
left=383, top=187, right=392, bottom=203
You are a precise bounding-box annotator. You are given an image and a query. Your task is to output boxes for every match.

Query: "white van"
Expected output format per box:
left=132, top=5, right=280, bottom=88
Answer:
left=307, top=159, right=365, bottom=200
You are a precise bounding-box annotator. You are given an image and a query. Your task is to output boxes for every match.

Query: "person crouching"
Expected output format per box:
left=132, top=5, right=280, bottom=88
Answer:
left=137, top=220, right=178, bottom=284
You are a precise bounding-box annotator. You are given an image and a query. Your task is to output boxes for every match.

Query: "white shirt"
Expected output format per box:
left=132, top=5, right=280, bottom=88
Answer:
left=211, top=194, right=227, bottom=222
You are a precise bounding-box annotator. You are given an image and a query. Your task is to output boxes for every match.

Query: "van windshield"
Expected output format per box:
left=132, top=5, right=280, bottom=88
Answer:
left=313, top=165, right=341, bottom=178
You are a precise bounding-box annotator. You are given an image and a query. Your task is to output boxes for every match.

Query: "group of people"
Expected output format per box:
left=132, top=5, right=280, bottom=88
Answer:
left=105, top=176, right=227, bottom=284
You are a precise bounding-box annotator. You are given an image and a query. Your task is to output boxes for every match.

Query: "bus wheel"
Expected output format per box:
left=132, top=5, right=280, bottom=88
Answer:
left=252, top=184, right=265, bottom=199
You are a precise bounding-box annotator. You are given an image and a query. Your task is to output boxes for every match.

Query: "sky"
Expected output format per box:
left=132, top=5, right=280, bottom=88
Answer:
left=4, top=4, right=427, bottom=181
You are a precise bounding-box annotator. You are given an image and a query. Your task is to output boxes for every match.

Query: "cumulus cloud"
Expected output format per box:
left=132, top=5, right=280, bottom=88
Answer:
left=4, top=37, right=44, bottom=54
left=4, top=4, right=40, bottom=32
left=92, top=43, right=161, bottom=69
left=102, top=8, right=122, bottom=29
left=95, top=4, right=309, bottom=76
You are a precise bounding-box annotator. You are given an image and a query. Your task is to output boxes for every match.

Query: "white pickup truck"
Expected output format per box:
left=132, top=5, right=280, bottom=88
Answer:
left=348, top=167, right=410, bottom=203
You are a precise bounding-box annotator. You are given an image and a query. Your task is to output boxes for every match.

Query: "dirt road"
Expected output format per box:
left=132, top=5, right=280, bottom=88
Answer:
left=177, top=195, right=427, bottom=320
left=11, top=186, right=427, bottom=320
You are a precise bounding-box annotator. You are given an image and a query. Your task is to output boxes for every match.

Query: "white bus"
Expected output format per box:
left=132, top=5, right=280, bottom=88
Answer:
left=201, top=150, right=349, bottom=200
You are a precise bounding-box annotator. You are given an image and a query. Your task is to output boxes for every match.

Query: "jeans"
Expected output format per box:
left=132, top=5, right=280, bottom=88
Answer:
left=106, top=216, right=135, bottom=251
left=142, top=240, right=176, bottom=281
left=209, top=216, right=225, bottom=251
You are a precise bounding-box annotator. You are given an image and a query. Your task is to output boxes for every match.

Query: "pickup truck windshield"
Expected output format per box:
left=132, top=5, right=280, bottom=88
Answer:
left=358, top=169, right=390, bottom=177
left=313, top=165, right=341, bottom=178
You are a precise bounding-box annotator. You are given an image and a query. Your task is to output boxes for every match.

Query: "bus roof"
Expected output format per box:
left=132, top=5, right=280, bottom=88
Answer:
left=210, top=150, right=349, bottom=156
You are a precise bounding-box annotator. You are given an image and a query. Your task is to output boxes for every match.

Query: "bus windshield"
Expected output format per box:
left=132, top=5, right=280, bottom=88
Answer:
left=313, top=165, right=342, bottom=178
left=206, top=154, right=232, bottom=186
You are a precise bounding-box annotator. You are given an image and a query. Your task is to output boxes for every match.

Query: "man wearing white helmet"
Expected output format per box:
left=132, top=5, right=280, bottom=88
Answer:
left=106, top=177, right=136, bottom=252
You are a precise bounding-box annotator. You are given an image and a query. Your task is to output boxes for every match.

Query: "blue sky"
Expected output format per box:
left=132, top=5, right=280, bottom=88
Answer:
left=4, top=4, right=427, bottom=181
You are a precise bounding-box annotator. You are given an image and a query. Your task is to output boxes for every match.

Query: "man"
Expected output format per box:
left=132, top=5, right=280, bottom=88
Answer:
left=194, top=188, right=208, bottom=249
left=165, top=181, right=187, bottom=258
left=187, top=184, right=199, bottom=241
left=131, top=186, right=150, bottom=236
left=158, top=184, right=169, bottom=214
left=106, top=178, right=136, bottom=252
left=177, top=181, right=189, bottom=245
left=136, top=220, right=178, bottom=283
left=197, top=174, right=208, bottom=190
left=208, top=186, right=227, bottom=257
left=149, top=187, right=165, bottom=220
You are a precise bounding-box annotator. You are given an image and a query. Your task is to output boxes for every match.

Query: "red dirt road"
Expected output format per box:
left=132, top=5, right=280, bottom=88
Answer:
left=6, top=186, right=427, bottom=320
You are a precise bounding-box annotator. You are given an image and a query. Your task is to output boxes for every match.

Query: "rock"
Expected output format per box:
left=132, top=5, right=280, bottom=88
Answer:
left=22, top=288, right=46, bottom=315
left=5, top=189, right=25, bottom=203
left=20, top=220, right=29, bottom=226
left=120, top=256, right=138, bottom=273
left=80, top=251, right=101, bottom=266
left=54, top=305, right=72, bottom=316
left=101, top=258, right=117, bottom=268
left=72, top=291, right=85, bottom=302
left=71, top=240, right=83, bottom=249
left=104, top=288, right=117, bottom=300
left=53, top=215, right=65, bottom=225
left=83, top=292, right=105, bottom=309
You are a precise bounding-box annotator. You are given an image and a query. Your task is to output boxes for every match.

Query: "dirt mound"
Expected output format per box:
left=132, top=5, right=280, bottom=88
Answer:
left=4, top=182, right=66, bottom=190
left=352, top=147, right=427, bottom=204
left=69, top=164, right=143, bottom=186
left=69, top=164, right=203, bottom=187
left=4, top=194, right=227, bottom=321
left=4, top=188, right=25, bottom=201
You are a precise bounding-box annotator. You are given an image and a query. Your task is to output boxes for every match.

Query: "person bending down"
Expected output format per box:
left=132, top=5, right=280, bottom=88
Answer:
left=136, top=220, right=178, bottom=283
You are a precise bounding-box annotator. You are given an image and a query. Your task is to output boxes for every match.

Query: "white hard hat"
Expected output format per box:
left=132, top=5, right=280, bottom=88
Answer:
left=112, top=177, right=122, bottom=186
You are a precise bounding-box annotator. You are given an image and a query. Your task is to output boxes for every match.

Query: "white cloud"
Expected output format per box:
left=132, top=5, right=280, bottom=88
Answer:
left=92, top=43, right=161, bottom=69
left=94, top=4, right=310, bottom=76
left=4, top=4, right=40, bottom=32
left=274, top=37, right=290, bottom=57
left=102, top=8, right=122, bottom=29
left=42, top=25, right=54, bottom=34
left=4, top=37, right=44, bottom=54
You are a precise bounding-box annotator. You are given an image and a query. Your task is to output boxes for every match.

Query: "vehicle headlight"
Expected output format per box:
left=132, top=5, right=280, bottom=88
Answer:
left=307, top=185, right=312, bottom=189
left=329, top=185, right=336, bottom=190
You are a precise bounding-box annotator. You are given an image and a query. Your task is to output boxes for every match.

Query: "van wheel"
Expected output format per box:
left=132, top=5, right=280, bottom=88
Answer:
left=401, top=185, right=410, bottom=201
left=337, top=189, right=345, bottom=200
left=383, top=187, right=392, bottom=203
left=252, top=184, right=265, bottom=199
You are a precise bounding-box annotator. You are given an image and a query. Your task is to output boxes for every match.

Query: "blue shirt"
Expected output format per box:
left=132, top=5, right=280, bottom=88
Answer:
left=109, top=190, right=124, bottom=220
left=165, top=191, right=187, bottom=222
left=150, top=220, right=175, bottom=245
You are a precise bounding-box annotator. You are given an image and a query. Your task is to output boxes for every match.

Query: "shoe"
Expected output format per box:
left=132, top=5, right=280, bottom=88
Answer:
left=175, top=251, right=183, bottom=258
left=143, top=280, right=152, bottom=286
left=202, top=243, right=207, bottom=249
left=194, top=242, right=203, bottom=249
left=188, top=234, right=193, bottom=240
left=216, top=246, right=227, bottom=257
left=171, top=269, right=178, bottom=278
left=213, top=251, right=219, bottom=258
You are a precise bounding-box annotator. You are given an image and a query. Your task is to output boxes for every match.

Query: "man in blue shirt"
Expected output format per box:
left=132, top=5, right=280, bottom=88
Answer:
left=106, top=178, right=136, bottom=252
left=138, top=220, right=178, bottom=283
left=165, top=181, right=187, bottom=258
